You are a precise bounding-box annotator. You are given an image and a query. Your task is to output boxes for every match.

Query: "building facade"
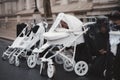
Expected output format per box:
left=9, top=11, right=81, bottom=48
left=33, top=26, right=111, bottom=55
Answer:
left=0, top=0, right=119, bottom=39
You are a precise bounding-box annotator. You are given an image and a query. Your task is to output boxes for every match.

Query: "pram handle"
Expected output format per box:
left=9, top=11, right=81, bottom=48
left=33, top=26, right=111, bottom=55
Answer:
left=83, top=22, right=96, bottom=27
left=18, top=24, right=32, bottom=37
left=82, top=22, right=96, bottom=31
left=18, top=27, right=27, bottom=37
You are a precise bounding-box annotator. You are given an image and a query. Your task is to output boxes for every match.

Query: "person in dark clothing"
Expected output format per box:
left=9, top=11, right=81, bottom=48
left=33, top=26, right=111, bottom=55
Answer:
left=89, top=20, right=114, bottom=80
left=96, top=26, right=109, bottom=55
left=32, top=25, right=39, bottom=34
left=16, top=23, right=32, bottom=37
left=17, top=23, right=27, bottom=37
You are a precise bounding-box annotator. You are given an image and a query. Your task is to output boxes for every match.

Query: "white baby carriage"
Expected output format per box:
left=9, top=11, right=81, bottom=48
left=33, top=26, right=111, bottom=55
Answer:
left=27, top=13, right=92, bottom=78
left=2, top=21, right=48, bottom=66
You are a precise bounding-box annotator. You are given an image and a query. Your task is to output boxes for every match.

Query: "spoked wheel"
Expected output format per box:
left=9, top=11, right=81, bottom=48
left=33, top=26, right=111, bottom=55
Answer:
left=63, top=59, right=75, bottom=72
left=47, top=64, right=55, bottom=78
left=9, top=56, right=14, bottom=64
left=2, top=54, right=8, bottom=61
left=55, top=55, right=63, bottom=64
left=40, top=62, right=47, bottom=76
left=74, top=61, right=88, bottom=76
left=15, top=57, right=20, bottom=67
left=27, top=55, right=36, bottom=68
left=40, top=62, right=44, bottom=75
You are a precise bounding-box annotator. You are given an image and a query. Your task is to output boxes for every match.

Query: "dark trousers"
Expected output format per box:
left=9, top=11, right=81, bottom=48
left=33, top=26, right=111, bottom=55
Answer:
left=90, top=55, right=106, bottom=77
left=105, top=52, right=114, bottom=80
left=89, top=52, right=114, bottom=79
left=113, top=43, right=120, bottom=80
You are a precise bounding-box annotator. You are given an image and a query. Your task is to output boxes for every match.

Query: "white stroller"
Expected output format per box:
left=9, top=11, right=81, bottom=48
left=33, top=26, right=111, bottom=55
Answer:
left=2, top=23, right=30, bottom=60
left=27, top=13, right=92, bottom=78
left=2, top=22, right=48, bottom=66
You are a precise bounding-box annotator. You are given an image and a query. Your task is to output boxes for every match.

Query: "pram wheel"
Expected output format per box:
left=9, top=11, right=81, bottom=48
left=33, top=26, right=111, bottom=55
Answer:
left=15, top=57, right=20, bottom=67
left=27, top=55, right=36, bottom=68
left=63, top=59, right=75, bottom=72
left=47, top=64, right=55, bottom=78
left=74, top=61, right=88, bottom=76
left=103, top=69, right=106, bottom=77
left=2, top=54, right=7, bottom=61
left=40, top=62, right=46, bottom=75
left=55, top=55, right=63, bottom=64
left=9, top=56, right=14, bottom=64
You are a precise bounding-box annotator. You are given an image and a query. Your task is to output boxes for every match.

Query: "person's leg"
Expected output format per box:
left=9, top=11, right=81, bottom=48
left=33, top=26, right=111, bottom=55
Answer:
left=113, top=43, right=120, bottom=80
left=105, top=52, right=114, bottom=80
left=89, top=55, right=106, bottom=77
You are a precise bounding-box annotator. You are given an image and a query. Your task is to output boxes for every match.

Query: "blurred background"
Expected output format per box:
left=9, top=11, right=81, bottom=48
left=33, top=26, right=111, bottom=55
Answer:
left=0, top=0, right=120, bottom=40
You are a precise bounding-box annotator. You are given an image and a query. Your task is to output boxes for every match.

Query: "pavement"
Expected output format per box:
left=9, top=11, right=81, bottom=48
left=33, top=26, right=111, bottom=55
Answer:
left=0, top=38, right=105, bottom=80
left=0, top=26, right=16, bottom=40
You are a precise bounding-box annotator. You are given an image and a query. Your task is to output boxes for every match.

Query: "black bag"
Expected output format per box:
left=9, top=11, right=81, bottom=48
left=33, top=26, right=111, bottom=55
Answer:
left=16, top=23, right=27, bottom=37
left=32, top=25, right=39, bottom=33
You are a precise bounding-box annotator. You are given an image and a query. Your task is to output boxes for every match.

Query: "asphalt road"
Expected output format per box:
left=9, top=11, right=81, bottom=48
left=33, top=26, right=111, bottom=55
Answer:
left=0, top=38, right=104, bottom=80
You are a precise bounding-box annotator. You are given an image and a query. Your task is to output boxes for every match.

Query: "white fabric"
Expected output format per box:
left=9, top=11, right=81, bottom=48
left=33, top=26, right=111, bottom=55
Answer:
left=62, top=14, right=83, bottom=32
left=109, top=31, right=120, bottom=56
left=43, top=32, right=69, bottom=40
left=55, top=28, right=69, bottom=32
left=49, top=13, right=83, bottom=33
left=44, top=13, right=85, bottom=46
left=11, top=22, right=45, bottom=49
left=11, top=37, right=26, bottom=48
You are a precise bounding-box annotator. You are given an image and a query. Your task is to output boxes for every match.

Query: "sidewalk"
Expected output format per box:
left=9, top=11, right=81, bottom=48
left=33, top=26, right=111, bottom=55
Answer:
left=0, top=27, right=16, bottom=41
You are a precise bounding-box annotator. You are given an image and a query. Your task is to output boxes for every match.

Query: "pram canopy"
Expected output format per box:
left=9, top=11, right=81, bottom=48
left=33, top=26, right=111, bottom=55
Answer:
left=49, top=13, right=83, bottom=32
left=44, top=13, right=85, bottom=46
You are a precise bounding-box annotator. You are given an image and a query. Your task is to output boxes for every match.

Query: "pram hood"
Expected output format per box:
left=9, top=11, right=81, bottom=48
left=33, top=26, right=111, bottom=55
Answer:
left=49, top=13, right=83, bottom=32
left=44, top=13, right=85, bottom=45
left=44, top=13, right=84, bottom=41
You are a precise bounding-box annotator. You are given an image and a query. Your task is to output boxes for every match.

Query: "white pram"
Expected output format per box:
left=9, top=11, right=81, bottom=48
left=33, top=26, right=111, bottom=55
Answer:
left=27, top=13, right=91, bottom=78
left=109, top=31, right=120, bottom=56
left=2, top=22, right=48, bottom=66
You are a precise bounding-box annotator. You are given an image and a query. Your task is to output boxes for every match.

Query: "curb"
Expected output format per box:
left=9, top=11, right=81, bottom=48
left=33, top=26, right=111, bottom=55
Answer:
left=0, top=37, right=14, bottom=41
